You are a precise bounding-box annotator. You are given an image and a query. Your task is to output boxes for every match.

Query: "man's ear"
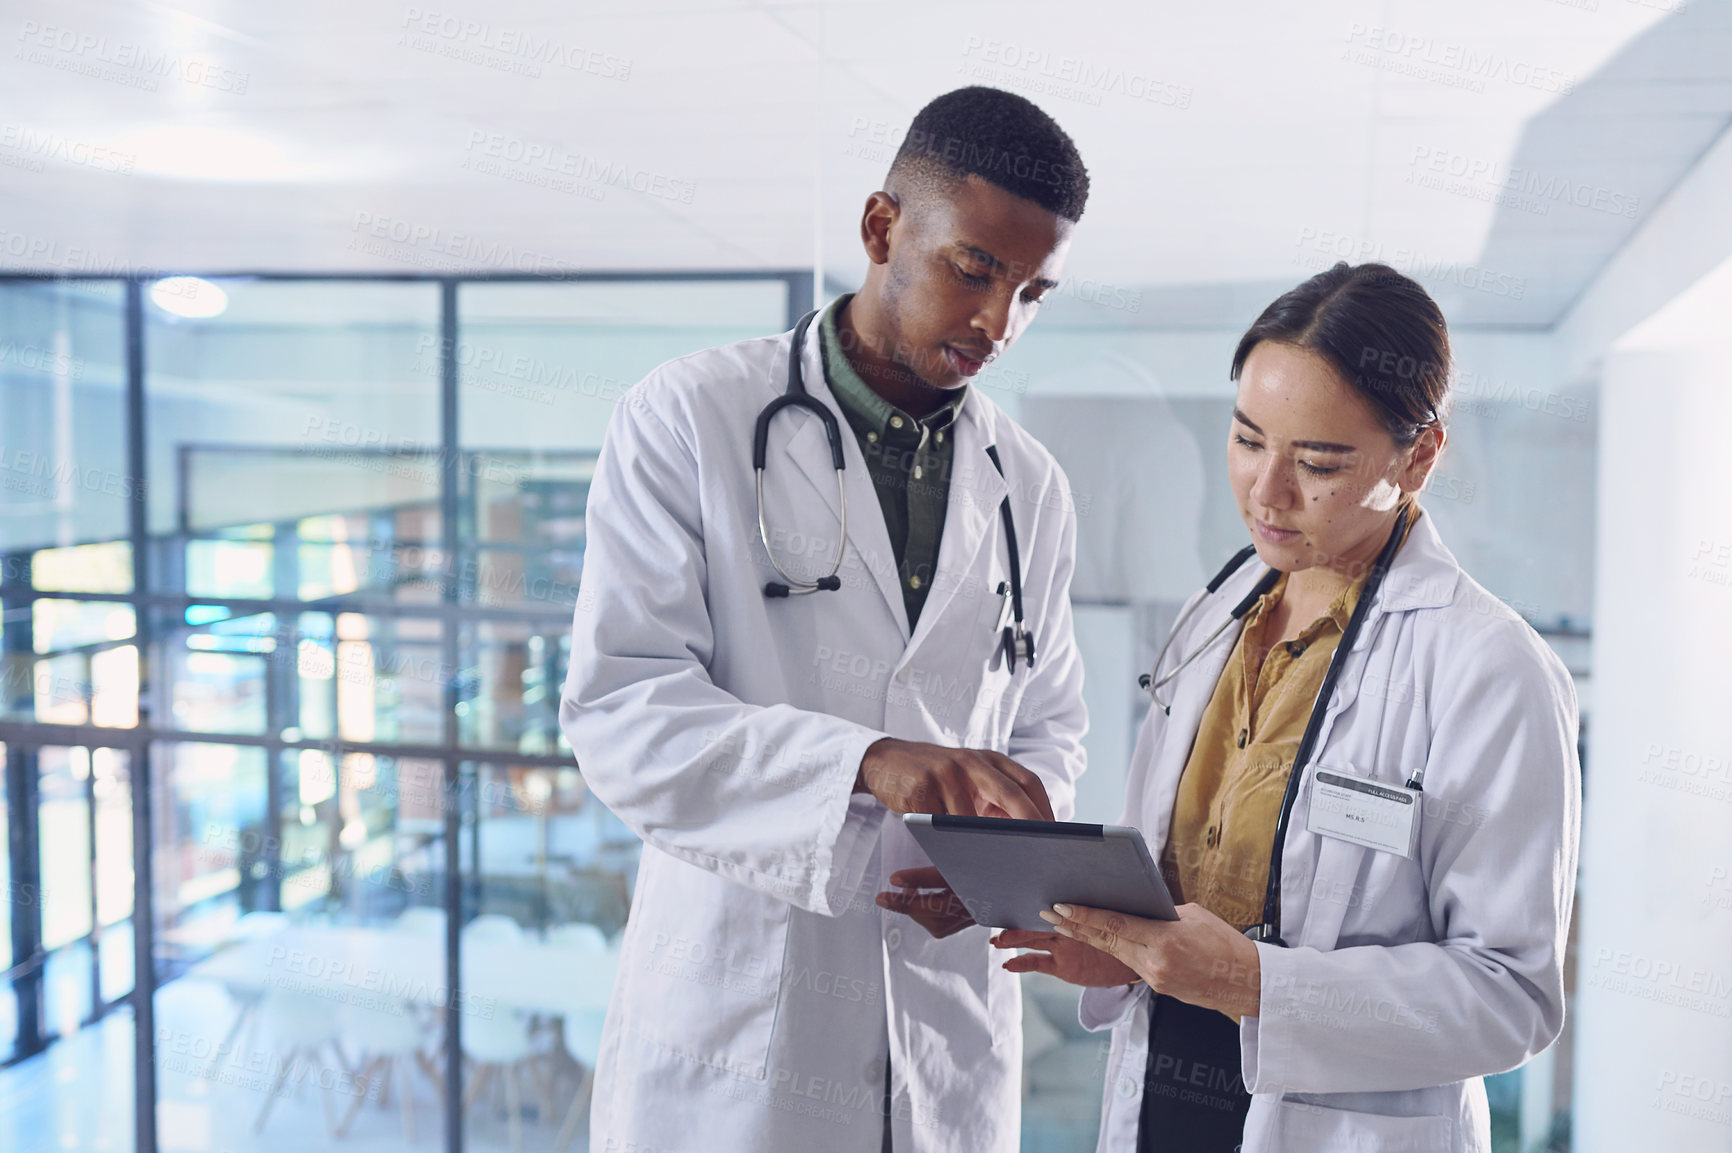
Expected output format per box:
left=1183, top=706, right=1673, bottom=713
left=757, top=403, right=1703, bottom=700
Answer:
left=1400, top=424, right=1447, bottom=494
left=860, top=190, right=900, bottom=265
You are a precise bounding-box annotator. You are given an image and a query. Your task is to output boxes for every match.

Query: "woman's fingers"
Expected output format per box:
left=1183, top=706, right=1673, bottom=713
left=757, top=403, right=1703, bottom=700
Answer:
left=1039, top=903, right=1148, bottom=960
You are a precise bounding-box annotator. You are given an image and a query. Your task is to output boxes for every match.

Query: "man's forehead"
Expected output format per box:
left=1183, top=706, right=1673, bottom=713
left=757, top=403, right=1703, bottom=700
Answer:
left=938, top=211, right=1071, bottom=272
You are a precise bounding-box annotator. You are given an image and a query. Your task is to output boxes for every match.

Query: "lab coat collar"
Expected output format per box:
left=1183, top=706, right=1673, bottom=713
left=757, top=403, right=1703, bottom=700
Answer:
left=773, top=323, right=1012, bottom=653
left=905, top=392, right=1009, bottom=654
left=1208, top=502, right=1462, bottom=626
left=775, top=323, right=912, bottom=638
left=1377, top=508, right=1461, bottom=613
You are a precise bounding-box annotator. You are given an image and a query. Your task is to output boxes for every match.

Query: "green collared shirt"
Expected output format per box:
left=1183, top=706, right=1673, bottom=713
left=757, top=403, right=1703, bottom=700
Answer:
left=818, top=294, right=967, bottom=631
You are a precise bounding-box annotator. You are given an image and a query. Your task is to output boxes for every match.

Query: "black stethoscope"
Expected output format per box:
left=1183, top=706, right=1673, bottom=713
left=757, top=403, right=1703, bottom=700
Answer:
left=753, top=309, right=1036, bottom=674
left=1138, top=504, right=1413, bottom=946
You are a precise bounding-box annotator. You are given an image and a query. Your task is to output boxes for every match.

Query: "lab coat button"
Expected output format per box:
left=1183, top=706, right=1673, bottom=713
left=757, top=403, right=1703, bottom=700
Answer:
left=886, top=926, right=902, bottom=950
left=1117, top=1075, right=1137, bottom=1098
left=896, top=668, right=912, bottom=685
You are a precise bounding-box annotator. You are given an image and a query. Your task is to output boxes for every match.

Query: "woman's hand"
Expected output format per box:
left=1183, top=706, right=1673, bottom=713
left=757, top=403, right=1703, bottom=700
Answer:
left=875, top=867, right=976, bottom=939
left=1038, top=902, right=1263, bottom=1018
left=989, top=927, right=1141, bottom=987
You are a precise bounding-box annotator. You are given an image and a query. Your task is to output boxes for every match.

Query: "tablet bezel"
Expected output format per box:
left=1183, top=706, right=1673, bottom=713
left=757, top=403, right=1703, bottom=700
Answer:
left=901, top=813, right=1179, bottom=932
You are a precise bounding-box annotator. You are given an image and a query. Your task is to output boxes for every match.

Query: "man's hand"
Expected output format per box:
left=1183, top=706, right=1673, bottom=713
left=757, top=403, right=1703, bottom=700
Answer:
left=989, top=927, right=1141, bottom=987
left=875, top=866, right=975, bottom=939
left=854, top=737, right=1055, bottom=822
left=1036, top=902, right=1263, bottom=1019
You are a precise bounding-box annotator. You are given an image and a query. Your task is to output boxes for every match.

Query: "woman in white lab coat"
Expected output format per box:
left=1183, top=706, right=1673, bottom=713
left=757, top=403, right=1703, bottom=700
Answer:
left=992, top=261, right=1581, bottom=1152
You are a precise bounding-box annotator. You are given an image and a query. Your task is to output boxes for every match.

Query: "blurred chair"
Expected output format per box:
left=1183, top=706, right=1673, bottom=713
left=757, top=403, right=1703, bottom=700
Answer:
left=464, top=913, right=524, bottom=943
left=461, top=913, right=537, bottom=1150
left=462, top=1008, right=539, bottom=1153
left=393, top=906, right=448, bottom=938
left=544, top=922, right=607, bottom=952
left=336, top=998, right=442, bottom=1142
left=552, top=1006, right=608, bottom=1151
left=393, top=905, right=453, bottom=1053
left=203, top=910, right=289, bottom=1080
left=546, top=921, right=611, bottom=1150
left=253, top=989, right=345, bottom=1134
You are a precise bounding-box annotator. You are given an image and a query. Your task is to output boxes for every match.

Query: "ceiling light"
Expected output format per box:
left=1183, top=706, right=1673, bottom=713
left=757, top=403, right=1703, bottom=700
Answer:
left=151, top=276, right=228, bottom=318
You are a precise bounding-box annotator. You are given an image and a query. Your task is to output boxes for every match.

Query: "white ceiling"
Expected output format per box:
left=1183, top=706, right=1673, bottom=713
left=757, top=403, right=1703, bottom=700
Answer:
left=2, top=0, right=1729, bottom=327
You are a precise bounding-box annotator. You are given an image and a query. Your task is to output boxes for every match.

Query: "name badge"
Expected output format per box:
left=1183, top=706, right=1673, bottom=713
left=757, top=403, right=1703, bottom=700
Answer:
left=1305, top=768, right=1421, bottom=858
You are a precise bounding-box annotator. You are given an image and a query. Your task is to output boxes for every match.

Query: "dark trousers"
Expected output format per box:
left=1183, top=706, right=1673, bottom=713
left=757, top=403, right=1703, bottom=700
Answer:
left=1136, top=994, right=1252, bottom=1153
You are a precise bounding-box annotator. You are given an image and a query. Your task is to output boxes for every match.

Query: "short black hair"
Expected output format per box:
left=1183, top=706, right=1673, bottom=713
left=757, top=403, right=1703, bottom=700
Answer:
left=1232, top=262, right=1452, bottom=446
left=888, top=86, right=1089, bottom=223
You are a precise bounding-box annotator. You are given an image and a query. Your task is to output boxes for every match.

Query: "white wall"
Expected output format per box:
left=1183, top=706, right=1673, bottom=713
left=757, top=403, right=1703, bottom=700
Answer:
left=1574, top=281, right=1732, bottom=1152
left=996, top=322, right=1591, bottom=630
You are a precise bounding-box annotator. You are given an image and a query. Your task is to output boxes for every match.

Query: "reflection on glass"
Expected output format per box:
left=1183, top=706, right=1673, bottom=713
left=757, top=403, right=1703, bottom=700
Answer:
left=0, top=743, right=9, bottom=974
left=0, top=276, right=809, bottom=1152
left=185, top=538, right=274, bottom=600
left=278, top=751, right=445, bottom=923
left=27, top=542, right=133, bottom=594
left=465, top=454, right=593, bottom=611
left=31, top=653, right=88, bottom=724
left=90, top=644, right=139, bottom=727
left=459, top=624, right=569, bottom=755
left=461, top=756, right=631, bottom=1151
left=0, top=281, right=130, bottom=567
left=93, top=749, right=133, bottom=927
left=465, top=762, right=637, bottom=936
left=287, top=612, right=445, bottom=747
left=152, top=743, right=450, bottom=1150
left=98, top=920, right=134, bottom=1006
left=42, top=941, right=93, bottom=1038
left=169, top=649, right=267, bottom=735
left=146, top=280, right=440, bottom=538
left=31, top=598, right=134, bottom=655
left=154, top=742, right=268, bottom=946
left=38, top=747, right=93, bottom=951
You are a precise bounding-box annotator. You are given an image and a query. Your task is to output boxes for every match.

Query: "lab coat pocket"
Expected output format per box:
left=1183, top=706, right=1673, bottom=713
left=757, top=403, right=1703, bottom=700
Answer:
left=622, top=858, right=792, bottom=1079
left=1265, top=1097, right=1454, bottom=1151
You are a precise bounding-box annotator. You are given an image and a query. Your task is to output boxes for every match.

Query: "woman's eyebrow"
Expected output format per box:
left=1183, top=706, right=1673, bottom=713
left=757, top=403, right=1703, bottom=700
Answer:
left=1232, top=407, right=1356, bottom=453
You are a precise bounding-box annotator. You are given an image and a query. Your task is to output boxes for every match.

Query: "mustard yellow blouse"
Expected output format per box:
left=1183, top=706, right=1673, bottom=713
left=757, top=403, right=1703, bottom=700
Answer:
left=1159, top=507, right=1422, bottom=934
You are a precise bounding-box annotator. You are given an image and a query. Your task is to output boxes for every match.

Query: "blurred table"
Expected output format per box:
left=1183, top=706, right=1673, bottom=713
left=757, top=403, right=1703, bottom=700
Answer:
left=186, top=923, right=617, bottom=1016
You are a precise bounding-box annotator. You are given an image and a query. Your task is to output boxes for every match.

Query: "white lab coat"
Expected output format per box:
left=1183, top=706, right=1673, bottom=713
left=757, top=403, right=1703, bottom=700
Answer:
left=1081, top=513, right=1580, bottom=1152
left=559, top=323, right=1088, bottom=1152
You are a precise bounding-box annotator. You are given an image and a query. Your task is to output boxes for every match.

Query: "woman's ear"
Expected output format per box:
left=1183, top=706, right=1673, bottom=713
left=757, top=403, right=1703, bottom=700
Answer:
left=1399, top=424, right=1447, bottom=495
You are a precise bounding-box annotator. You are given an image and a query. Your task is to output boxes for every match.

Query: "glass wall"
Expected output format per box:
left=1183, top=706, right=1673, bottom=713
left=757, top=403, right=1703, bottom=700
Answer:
left=0, top=272, right=798, bottom=1153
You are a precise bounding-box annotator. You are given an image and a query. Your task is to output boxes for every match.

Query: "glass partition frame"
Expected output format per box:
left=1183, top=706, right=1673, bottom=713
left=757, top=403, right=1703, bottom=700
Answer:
left=0, top=269, right=810, bottom=1153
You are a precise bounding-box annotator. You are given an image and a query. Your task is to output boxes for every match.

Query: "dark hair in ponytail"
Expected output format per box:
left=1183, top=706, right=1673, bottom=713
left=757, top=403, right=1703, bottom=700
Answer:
left=1231, top=262, right=1451, bottom=446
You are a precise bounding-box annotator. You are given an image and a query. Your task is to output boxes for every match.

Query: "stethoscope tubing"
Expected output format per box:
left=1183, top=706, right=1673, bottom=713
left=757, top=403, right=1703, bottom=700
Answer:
left=1141, top=506, right=1413, bottom=946
left=755, top=310, right=1034, bottom=670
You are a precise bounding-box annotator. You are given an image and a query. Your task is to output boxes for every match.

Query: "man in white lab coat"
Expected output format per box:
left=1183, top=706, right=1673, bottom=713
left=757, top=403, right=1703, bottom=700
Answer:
left=559, top=86, right=1092, bottom=1151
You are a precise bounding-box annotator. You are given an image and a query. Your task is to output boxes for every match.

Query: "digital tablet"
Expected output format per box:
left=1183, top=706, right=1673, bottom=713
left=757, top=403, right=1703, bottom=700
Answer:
left=902, top=814, right=1179, bottom=932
